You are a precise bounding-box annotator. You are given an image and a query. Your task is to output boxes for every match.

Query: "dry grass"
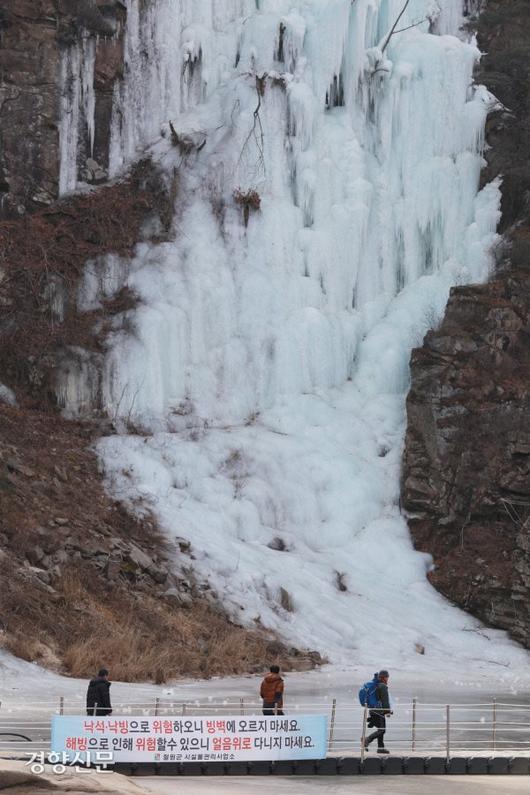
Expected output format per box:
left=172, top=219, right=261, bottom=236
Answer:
left=58, top=571, right=281, bottom=682
left=62, top=615, right=277, bottom=684
left=0, top=564, right=282, bottom=683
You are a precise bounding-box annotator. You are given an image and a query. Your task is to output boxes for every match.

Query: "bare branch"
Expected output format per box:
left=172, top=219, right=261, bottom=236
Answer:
left=381, top=0, right=412, bottom=54
left=392, top=18, right=428, bottom=35
left=237, top=74, right=266, bottom=177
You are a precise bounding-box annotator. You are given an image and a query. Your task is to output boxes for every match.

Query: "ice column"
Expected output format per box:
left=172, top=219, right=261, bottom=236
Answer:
left=58, top=37, right=96, bottom=195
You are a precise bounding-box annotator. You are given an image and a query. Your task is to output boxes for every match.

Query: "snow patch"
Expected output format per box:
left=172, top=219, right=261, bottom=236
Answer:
left=0, top=383, right=16, bottom=406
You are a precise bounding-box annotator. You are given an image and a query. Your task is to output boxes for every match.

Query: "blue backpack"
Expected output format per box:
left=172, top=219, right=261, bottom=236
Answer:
left=358, top=677, right=380, bottom=708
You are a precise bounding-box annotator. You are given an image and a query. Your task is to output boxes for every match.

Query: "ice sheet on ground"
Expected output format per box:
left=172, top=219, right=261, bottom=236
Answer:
left=2, top=652, right=530, bottom=707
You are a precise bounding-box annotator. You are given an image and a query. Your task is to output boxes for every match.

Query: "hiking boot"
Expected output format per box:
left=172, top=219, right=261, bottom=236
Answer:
left=377, top=748, right=390, bottom=754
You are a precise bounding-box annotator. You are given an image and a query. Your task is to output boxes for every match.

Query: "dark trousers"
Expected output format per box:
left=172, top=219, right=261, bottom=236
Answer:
left=366, top=711, right=386, bottom=748
left=262, top=702, right=284, bottom=716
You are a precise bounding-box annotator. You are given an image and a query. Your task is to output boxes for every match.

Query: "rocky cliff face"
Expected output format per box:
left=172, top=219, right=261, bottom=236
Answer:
left=0, top=1, right=124, bottom=218
left=402, top=0, right=530, bottom=647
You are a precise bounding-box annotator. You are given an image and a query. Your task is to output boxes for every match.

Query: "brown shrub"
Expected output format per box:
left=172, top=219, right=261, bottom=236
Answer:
left=2, top=634, right=42, bottom=664
left=233, top=188, right=261, bottom=227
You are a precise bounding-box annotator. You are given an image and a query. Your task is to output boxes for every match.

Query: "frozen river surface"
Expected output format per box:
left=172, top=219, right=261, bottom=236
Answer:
left=2, top=656, right=530, bottom=757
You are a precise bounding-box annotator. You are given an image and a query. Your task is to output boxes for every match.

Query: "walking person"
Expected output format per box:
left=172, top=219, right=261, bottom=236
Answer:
left=86, top=668, right=112, bottom=716
left=359, top=669, right=393, bottom=754
left=260, top=664, right=284, bottom=715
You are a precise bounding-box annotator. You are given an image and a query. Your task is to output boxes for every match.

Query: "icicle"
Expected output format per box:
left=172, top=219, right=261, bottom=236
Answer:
left=81, top=37, right=97, bottom=157
left=58, top=45, right=81, bottom=195
left=58, top=34, right=96, bottom=194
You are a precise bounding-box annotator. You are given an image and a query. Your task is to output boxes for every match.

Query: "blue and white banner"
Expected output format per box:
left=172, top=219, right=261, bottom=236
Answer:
left=51, top=714, right=328, bottom=763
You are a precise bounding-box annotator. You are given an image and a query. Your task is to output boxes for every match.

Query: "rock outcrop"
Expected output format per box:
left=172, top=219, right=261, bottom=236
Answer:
left=0, top=1, right=125, bottom=218
left=402, top=0, right=530, bottom=647
left=0, top=158, right=175, bottom=404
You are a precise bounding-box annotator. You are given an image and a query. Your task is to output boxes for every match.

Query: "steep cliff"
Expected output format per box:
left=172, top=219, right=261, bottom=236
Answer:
left=0, top=2, right=310, bottom=679
left=0, top=1, right=125, bottom=218
left=402, top=0, right=530, bottom=647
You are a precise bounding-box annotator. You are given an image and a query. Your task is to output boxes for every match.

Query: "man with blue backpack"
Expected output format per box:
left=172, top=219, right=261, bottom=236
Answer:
left=359, top=670, right=392, bottom=754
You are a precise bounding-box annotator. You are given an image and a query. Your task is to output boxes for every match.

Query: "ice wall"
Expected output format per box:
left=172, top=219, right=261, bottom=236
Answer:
left=73, top=1, right=528, bottom=668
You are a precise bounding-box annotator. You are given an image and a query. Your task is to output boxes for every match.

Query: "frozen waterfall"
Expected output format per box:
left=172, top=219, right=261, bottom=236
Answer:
left=64, top=0, right=528, bottom=670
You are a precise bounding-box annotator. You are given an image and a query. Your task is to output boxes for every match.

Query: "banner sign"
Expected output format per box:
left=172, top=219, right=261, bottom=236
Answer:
left=51, top=714, right=328, bottom=763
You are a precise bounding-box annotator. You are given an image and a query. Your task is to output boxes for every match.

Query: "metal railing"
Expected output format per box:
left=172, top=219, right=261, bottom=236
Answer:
left=1, top=697, right=529, bottom=759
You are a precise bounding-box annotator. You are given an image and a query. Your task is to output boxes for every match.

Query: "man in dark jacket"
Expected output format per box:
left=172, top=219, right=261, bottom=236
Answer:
left=363, top=669, right=392, bottom=754
left=260, top=665, right=284, bottom=715
left=86, top=668, right=112, bottom=716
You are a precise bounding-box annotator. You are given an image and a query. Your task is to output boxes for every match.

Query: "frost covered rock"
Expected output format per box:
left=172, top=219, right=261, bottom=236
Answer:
left=279, top=587, right=294, bottom=613
left=267, top=537, right=287, bottom=552
left=0, top=385, right=16, bottom=407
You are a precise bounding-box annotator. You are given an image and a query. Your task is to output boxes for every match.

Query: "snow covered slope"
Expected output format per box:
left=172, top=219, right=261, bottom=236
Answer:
left=65, top=1, right=528, bottom=669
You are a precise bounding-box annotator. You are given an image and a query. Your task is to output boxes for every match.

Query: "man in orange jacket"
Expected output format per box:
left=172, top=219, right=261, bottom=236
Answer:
left=260, top=665, right=284, bottom=715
